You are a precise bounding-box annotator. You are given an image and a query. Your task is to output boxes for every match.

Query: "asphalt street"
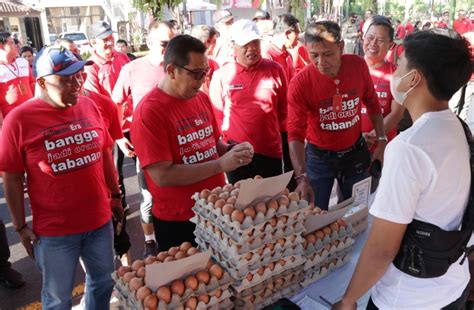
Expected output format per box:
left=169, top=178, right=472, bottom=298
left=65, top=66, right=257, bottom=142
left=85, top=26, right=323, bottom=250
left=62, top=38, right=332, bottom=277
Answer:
left=0, top=157, right=144, bottom=310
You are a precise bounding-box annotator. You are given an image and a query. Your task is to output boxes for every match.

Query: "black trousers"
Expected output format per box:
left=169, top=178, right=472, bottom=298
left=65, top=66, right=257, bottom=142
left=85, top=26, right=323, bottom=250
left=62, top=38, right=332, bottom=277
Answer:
left=226, top=153, right=282, bottom=184
left=0, top=219, right=11, bottom=271
left=152, top=217, right=197, bottom=252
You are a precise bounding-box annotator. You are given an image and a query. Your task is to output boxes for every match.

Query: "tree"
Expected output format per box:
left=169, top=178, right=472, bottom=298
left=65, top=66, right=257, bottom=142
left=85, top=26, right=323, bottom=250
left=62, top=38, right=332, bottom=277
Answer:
left=133, top=0, right=182, bottom=19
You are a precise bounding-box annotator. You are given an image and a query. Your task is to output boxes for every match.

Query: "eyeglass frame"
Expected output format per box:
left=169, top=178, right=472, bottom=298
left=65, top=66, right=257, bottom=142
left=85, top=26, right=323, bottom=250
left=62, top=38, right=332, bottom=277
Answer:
left=175, top=64, right=210, bottom=80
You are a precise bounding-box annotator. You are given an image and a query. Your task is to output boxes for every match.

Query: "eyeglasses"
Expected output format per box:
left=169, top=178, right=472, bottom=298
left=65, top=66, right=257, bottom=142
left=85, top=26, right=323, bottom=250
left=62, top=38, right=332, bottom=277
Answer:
left=175, top=65, right=210, bottom=80
left=159, top=40, right=169, bottom=48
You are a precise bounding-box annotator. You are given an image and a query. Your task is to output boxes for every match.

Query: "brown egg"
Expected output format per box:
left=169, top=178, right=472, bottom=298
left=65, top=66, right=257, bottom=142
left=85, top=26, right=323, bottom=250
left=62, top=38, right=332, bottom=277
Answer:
left=257, top=267, right=265, bottom=276
left=200, top=189, right=211, bottom=200
left=144, top=256, right=156, bottom=265
left=249, top=295, right=256, bottom=303
left=246, top=273, right=254, bottom=282
left=234, top=180, right=242, bottom=188
left=277, top=238, right=285, bottom=246
left=185, top=297, right=198, bottom=310
left=254, top=175, right=263, bottom=179
left=222, top=204, right=234, bottom=216
left=275, top=278, right=284, bottom=287
left=185, top=275, right=198, bottom=290
left=288, top=192, right=300, bottom=201
left=266, top=243, right=274, bottom=251
left=123, top=271, right=136, bottom=284
left=212, top=289, right=223, bottom=298
left=230, top=188, right=240, bottom=197
left=131, top=260, right=145, bottom=271
left=268, top=262, right=275, bottom=271
left=278, top=259, right=286, bottom=266
left=315, top=230, right=325, bottom=239
left=129, top=277, right=144, bottom=291
left=219, top=191, right=230, bottom=200
left=214, top=199, right=226, bottom=209
left=156, top=286, right=171, bottom=304
left=198, top=294, right=210, bottom=304
left=266, top=199, right=279, bottom=212
left=196, top=270, right=210, bottom=284
left=278, top=195, right=290, bottom=206
left=302, top=239, right=308, bottom=249
left=288, top=235, right=296, bottom=242
left=321, top=210, right=329, bottom=215
left=279, top=215, right=288, bottom=224
left=168, top=247, right=179, bottom=256
left=231, top=209, right=245, bottom=224
left=266, top=281, right=275, bottom=290
left=207, top=193, right=218, bottom=204
left=164, top=256, right=175, bottom=262
left=330, top=222, right=340, bottom=231
left=255, top=202, right=267, bottom=215
left=206, top=259, right=214, bottom=269
left=209, top=264, right=224, bottom=280
left=226, top=196, right=237, bottom=204
left=223, top=184, right=234, bottom=192
left=337, top=218, right=347, bottom=227
left=325, top=244, right=331, bottom=251
left=306, top=234, right=316, bottom=244
left=179, top=242, right=193, bottom=252
left=322, top=227, right=332, bottom=235
left=269, top=217, right=277, bottom=227
left=170, top=279, right=185, bottom=296
left=143, top=294, right=158, bottom=310
left=282, top=188, right=290, bottom=196
left=187, top=247, right=199, bottom=256
left=175, top=251, right=187, bottom=260
left=314, top=207, right=322, bottom=214
left=256, top=247, right=264, bottom=256
left=243, top=207, right=256, bottom=219
left=244, top=252, right=253, bottom=260
left=136, top=285, right=152, bottom=301
left=117, top=266, right=131, bottom=277
left=156, top=251, right=168, bottom=262
left=137, top=266, right=146, bottom=278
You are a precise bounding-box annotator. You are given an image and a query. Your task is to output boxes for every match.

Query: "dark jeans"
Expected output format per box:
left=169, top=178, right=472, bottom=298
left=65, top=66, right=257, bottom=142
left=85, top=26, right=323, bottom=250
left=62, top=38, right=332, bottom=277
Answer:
left=281, top=132, right=296, bottom=191
left=306, top=140, right=370, bottom=210
left=152, top=217, right=197, bottom=252
left=226, top=153, right=282, bottom=184
left=367, top=283, right=470, bottom=309
left=0, top=218, right=11, bottom=271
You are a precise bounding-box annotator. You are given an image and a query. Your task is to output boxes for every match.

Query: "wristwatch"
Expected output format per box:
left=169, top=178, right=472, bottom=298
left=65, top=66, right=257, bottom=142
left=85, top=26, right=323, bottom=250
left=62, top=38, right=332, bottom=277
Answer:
left=378, top=135, right=388, bottom=142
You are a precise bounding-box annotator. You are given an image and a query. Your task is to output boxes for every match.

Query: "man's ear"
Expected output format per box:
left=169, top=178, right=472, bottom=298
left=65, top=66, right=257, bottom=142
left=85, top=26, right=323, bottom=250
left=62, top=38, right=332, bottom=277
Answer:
left=338, top=40, right=345, bottom=53
left=37, top=77, right=46, bottom=89
left=165, top=63, right=176, bottom=79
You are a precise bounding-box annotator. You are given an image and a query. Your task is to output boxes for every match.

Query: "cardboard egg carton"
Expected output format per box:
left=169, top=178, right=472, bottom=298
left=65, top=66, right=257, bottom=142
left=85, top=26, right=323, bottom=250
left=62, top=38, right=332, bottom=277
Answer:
left=300, top=254, right=352, bottom=287
left=231, top=255, right=306, bottom=292
left=303, top=223, right=354, bottom=257
left=233, top=282, right=302, bottom=310
left=343, top=204, right=368, bottom=227
left=352, top=218, right=369, bottom=237
left=303, top=236, right=354, bottom=270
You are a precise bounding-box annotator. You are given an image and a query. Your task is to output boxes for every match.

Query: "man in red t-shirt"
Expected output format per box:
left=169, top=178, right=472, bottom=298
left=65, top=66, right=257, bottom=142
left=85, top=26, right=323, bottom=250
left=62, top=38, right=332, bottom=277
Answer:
left=287, top=21, right=385, bottom=210
left=405, top=19, right=414, bottom=35
left=190, top=24, right=219, bottom=95
left=210, top=19, right=288, bottom=184
left=0, top=46, right=123, bottom=309
left=0, top=32, right=34, bottom=119
left=131, top=35, right=254, bottom=251
left=395, top=20, right=406, bottom=40
left=289, top=41, right=310, bottom=73
left=454, top=10, right=472, bottom=35
left=113, top=20, right=175, bottom=257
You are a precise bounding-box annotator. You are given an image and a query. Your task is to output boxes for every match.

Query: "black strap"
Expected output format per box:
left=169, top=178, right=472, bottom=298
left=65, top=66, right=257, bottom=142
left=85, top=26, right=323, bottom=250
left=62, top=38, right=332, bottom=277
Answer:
left=456, top=84, right=468, bottom=116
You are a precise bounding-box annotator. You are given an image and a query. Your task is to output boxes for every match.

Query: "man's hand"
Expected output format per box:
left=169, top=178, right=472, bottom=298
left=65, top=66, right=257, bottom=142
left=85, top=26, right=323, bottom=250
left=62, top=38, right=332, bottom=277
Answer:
left=218, top=142, right=254, bottom=172
left=18, top=227, right=38, bottom=260
left=294, top=177, right=315, bottom=203
left=363, top=131, right=377, bottom=149
left=116, top=137, right=136, bottom=157
left=111, top=198, right=124, bottom=224
left=372, top=140, right=387, bottom=164
left=332, top=300, right=357, bottom=310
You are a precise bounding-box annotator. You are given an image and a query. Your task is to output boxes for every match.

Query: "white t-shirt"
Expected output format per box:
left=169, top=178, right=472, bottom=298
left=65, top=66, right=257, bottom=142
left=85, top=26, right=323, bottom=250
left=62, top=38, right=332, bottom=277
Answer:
left=370, top=109, right=471, bottom=309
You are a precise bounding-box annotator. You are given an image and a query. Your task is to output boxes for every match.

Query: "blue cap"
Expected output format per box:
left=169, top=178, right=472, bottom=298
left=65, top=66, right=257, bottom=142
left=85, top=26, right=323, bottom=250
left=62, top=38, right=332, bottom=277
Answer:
left=33, top=46, right=93, bottom=79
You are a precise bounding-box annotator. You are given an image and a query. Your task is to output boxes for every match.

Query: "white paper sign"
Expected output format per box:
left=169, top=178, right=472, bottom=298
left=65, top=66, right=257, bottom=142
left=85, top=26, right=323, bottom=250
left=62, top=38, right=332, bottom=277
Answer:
left=352, top=177, right=371, bottom=207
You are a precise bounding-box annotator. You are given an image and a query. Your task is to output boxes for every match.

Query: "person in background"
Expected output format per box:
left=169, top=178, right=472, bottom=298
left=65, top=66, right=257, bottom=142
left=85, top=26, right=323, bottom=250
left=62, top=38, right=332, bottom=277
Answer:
left=0, top=32, right=34, bottom=118
left=169, top=20, right=180, bottom=34
left=436, top=15, right=449, bottom=29
left=454, top=9, right=472, bottom=35
left=190, top=24, right=219, bottom=94
left=210, top=20, right=288, bottom=183
left=342, top=13, right=360, bottom=54
left=395, top=20, right=406, bottom=40
left=212, top=9, right=234, bottom=66
left=116, top=39, right=136, bottom=61
left=19, top=46, right=34, bottom=68
left=113, top=21, right=175, bottom=257
left=287, top=21, right=385, bottom=210
left=1, top=46, right=123, bottom=309
left=0, top=219, right=24, bottom=289
left=56, top=38, right=81, bottom=59
left=404, top=18, right=414, bottom=35
left=333, top=29, right=472, bottom=310
left=253, top=9, right=273, bottom=40
left=131, top=35, right=254, bottom=251
left=288, top=37, right=310, bottom=74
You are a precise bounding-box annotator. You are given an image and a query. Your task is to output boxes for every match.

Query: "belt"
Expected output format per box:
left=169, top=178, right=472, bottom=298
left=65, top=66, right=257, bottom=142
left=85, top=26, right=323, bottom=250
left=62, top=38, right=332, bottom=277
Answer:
left=308, top=136, right=366, bottom=158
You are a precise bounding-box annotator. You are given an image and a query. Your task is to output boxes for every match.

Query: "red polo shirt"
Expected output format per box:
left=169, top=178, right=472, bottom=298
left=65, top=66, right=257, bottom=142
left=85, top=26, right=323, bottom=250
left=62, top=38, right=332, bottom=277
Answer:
left=262, top=41, right=296, bottom=81
left=0, top=58, right=34, bottom=118
left=454, top=18, right=472, bottom=35
left=209, top=58, right=288, bottom=158
left=289, top=42, right=310, bottom=74
left=287, top=54, right=381, bottom=151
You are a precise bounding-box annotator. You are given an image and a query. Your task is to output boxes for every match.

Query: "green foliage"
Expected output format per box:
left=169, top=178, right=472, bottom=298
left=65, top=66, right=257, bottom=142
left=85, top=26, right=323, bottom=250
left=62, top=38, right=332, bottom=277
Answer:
left=81, top=51, right=91, bottom=60
left=133, top=0, right=182, bottom=19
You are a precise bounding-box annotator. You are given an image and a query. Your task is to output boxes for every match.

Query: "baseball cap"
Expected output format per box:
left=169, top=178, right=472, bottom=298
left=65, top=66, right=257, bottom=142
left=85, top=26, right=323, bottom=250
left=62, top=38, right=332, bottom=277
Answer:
left=90, top=21, right=116, bottom=39
left=33, top=46, right=93, bottom=79
left=253, top=9, right=270, bottom=21
left=213, top=9, right=233, bottom=24
left=231, top=19, right=261, bottom=46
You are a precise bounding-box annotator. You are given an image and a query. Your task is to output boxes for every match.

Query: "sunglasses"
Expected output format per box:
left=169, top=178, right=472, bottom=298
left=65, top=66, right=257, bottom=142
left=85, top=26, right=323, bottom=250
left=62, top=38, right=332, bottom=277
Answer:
left=176, top=65, right=210, bottom=80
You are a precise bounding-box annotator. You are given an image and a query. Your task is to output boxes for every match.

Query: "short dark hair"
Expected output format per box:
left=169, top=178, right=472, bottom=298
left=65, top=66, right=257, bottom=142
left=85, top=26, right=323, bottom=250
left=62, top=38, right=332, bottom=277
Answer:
left=403, top=29, right=472, bottom=100
left=190, top=25, right=217, bottom=43
left=148, top=20, right=174, bottom=33
left=365, top=15, right=395, bottom=42
left=20, top=45, right=34, bottom=55
left=116, top=39, right=128, bottom=46
left=274, top=13, right=300, bottom=34
left=0, top=32, right=11, bottom=45
left=304, top=21, right=341, bottom=44
left=164, top=35, right=206, bottom=70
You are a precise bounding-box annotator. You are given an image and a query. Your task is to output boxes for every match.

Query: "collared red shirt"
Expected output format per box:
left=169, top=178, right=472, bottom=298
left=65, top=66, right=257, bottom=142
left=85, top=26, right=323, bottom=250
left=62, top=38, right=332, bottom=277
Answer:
left=209, top=58, right=288, bottom=158
left=262, top=41, right=296, bottom=81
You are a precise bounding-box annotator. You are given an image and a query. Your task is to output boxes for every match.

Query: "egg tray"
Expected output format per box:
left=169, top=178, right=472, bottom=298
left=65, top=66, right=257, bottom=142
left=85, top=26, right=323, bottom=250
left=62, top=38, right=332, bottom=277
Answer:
left=352, top=218, right=369, bottom=237
left=231, top=255, right=306, bottom=292
left=303, top=224, right=354, bottom=257
left=233, top=265, right=305, bottom=298
left=300, top=254, right=352, bottom=287
left=303, top=237, right=354, bottom=270
left=233, top=282, right=302, bottom=310
left=192, top=198, right=309, bottom=242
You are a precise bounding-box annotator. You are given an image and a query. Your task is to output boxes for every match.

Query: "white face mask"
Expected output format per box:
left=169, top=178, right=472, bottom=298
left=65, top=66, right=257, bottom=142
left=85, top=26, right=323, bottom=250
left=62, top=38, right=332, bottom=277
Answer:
left=390, top=70, right=418, bottom=106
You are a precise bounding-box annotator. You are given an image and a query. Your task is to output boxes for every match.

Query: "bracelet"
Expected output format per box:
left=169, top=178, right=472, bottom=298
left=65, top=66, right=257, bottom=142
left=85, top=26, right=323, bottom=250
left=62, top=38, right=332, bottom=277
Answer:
left=14, top=223, right=27, bottom=232
left=377, top=135, right=388, bottom=142
left=294, top=173, right=307, bottom=180
left=111, top=193, right=121, bottom=199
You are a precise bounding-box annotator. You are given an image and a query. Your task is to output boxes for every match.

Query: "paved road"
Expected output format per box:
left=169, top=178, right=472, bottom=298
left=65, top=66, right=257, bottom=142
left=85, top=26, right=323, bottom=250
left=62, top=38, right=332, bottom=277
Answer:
left=0, top=157, right=145, bottom=309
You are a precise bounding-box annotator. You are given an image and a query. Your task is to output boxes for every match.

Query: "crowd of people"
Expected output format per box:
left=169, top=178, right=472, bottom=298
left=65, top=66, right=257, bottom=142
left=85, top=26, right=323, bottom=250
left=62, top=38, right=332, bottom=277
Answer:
left=0, top=6, right=472, bottom=310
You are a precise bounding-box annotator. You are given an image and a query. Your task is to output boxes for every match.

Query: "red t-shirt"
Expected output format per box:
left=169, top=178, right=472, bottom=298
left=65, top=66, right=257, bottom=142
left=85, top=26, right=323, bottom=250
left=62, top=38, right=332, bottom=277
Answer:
left=262, top=41, right=296, bottom=81
left=289, top=42, right=310, bottom=74
left=437, top=20, right=448, bottom=29
left=405, top=23, right=414, bottom=34
left=209, top=58, right=288, bottom=158
left=396, top=25, right=406, bottom=40
left=85, top=90, right=123, bottom=140
left=0, top=97, right=113, bottom=236
left=454, top=18, right=472, bottom=35
left=0, top=58, right=34, bottom=118
left=287, top=55, right=381, bottom=151
left=361, top=62, right=397, bottom=141
left=386, top=44, right=404, bottom=65
left=131, top=88, right=225, bottom=221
